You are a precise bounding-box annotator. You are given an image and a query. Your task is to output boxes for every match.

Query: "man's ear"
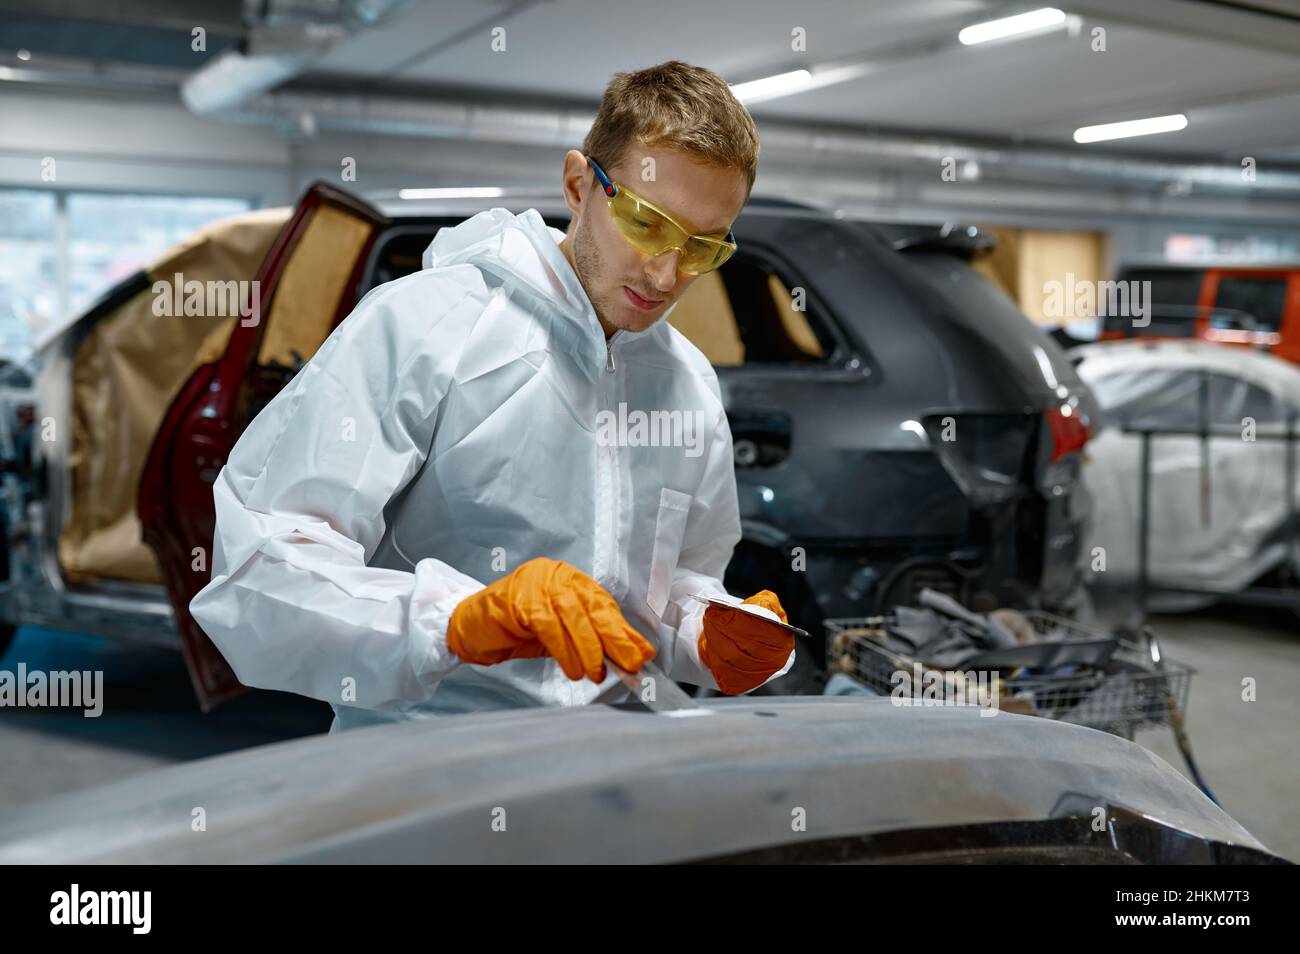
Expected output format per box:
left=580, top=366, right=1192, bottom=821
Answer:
left=560, top=149, right=590, bottom=218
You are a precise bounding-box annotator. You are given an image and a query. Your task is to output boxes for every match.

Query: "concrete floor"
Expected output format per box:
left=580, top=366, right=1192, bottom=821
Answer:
left=0, top=609, right=1296, bottom=861
left=0, top=626, right=331, bottom=810
left=1119, top=605, right=1300, bottom=862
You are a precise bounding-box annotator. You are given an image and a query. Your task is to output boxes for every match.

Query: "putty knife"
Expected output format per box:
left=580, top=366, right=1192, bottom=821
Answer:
left=689, top=593, right=811, bottom=639
left=606, top=658, right=708, bottom=715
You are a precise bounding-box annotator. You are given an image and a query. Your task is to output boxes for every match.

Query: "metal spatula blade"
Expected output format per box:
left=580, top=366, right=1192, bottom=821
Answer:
left=606, top=659, right=708, bottom=715
left=689, top=594, right=811, bottom=639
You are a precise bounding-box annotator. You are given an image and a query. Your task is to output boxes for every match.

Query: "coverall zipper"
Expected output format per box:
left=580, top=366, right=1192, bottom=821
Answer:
left=594, top=331, right=623, bottom=609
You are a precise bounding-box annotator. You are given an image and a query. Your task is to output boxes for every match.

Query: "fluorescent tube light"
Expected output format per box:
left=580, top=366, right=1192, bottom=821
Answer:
left=959, top=8, right=1067, bottom=45
left=398, top=187, right=506, bottom=200
left=1073, top=114, right=1188, bottom=143
left=730, top=69, right=812, bottom=102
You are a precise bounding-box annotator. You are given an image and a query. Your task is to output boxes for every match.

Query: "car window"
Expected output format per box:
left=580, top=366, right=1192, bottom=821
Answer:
left=1110, top=305, right=1201, bottom=338
left=667, top=267, right=744, bottom=364
left=669, top=252, right=830, bottom=366
left=1089, top=367, right=1289, bottom=430
left=1105, top=268, right=1204, bottom=337
left=1212, top=276, right=1287, bottom=332
left=1211, top=374, right=1287, bottom=428
left=1116, top=268, right=1203, bottom=308
left=367, top=228, right=431, bottom=288
left=1090, top=367, right=1204, bottom=429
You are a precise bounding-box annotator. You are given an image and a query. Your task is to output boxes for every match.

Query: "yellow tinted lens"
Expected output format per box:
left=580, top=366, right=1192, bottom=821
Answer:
left=608, top=188, right=736, bottom=273
left=609, top=192, right=679, bottom=254
left=681, top=237, right=734, bottom=274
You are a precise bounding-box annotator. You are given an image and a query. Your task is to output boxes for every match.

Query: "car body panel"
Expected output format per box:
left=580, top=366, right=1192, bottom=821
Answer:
left=0, top=697, right=1277, bottom=864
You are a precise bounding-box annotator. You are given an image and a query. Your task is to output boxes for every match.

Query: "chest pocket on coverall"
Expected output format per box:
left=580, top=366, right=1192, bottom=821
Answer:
left=646, top=487, right=692, bottom=618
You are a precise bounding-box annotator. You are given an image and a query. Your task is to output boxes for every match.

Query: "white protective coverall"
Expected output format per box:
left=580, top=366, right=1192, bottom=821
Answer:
left=190, top=206, right=793, bottom=732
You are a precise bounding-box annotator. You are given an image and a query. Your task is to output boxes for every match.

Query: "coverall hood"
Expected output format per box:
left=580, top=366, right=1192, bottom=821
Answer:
left=423, top=207, right=617, bottom=372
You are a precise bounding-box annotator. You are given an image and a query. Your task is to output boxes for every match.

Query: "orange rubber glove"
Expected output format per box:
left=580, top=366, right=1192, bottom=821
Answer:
left=698, top=590, right=794, bottom=695
left=447, top=557, right=655, bottom=683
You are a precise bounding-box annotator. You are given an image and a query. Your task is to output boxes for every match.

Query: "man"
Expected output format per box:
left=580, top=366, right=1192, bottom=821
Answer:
left=190, top=60, right=795, bottom=732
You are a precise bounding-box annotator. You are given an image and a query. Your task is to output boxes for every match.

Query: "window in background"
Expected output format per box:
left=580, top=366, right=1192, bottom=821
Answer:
left=66, top=193, right=250, bottom=317
left=0, top=190, right=58, bottom=364
left=1108, top=267, right=1205, bottom=337
left=1117, top=267, right=1204, bottom=310
left=0, top=189, right=251, bottom=364
left=1212, top=276, right=1288, bottom=332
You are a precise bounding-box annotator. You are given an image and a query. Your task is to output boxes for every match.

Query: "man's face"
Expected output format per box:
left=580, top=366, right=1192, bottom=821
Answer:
left=559, top=146, right=749, bottom=337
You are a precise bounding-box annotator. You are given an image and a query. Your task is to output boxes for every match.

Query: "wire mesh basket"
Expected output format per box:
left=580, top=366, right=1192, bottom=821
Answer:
left=825, top=611, right=1194, bottom=739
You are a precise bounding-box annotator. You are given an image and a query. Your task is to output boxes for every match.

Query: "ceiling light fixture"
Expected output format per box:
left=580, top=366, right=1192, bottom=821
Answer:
left=398, top=187, right=506, bottom=200
left=959, top=8, right=1067, bottom=45
left=729, top=69, right=812, bottom=103
left=1073, top=114, right=1188, bottom=143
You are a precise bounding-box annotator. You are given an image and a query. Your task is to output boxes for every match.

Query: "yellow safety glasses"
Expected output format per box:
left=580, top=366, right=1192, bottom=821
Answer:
left=588, top=156, right=738, bottom=275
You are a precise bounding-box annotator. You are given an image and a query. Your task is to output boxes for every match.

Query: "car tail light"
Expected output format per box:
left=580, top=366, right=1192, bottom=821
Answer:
left=921, top=413, right=1035, bottom=508
left=1043, top=405, right=1089, bottom=463
left=1037, top=404, right=1092, bottom=497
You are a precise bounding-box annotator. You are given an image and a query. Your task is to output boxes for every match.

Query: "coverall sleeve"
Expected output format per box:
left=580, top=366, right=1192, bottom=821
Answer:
left=189, top=276, right=483, bottom=710
left=663, top=407, right=795, bottom=689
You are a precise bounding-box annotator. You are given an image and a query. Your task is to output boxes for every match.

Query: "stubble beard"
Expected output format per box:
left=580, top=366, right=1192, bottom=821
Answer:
left=573, top=221, right=622, bottom=335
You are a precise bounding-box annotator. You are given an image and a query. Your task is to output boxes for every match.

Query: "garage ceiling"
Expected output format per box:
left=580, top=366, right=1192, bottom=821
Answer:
left=4, top=0, right=1300, bottom=177
left=302, top=0, right=1300, bottom=162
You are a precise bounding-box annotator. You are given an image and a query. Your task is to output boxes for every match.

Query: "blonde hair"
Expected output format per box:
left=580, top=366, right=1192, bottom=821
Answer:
left=583, top=60, right=760, bottom=194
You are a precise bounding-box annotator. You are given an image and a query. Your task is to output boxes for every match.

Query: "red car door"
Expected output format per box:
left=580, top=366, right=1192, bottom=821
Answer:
left=139, top=183, right=388, bottom=710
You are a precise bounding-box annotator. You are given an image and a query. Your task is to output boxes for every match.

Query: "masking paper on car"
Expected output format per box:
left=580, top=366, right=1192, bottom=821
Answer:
left=58, top=208, right=290, bottom=584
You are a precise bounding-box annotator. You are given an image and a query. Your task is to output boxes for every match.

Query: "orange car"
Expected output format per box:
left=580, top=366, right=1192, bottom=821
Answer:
left=1099, top=264, right=1300, bottom=365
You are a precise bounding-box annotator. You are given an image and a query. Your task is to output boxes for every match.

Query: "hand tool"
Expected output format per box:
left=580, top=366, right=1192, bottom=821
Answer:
left=688, top=593, right=811, bottom=639
left=605, top=658, right=711, bottom=715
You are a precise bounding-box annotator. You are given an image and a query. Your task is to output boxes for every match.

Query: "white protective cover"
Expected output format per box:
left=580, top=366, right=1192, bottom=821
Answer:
left=1076, top=340, right=1300, bottom=608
